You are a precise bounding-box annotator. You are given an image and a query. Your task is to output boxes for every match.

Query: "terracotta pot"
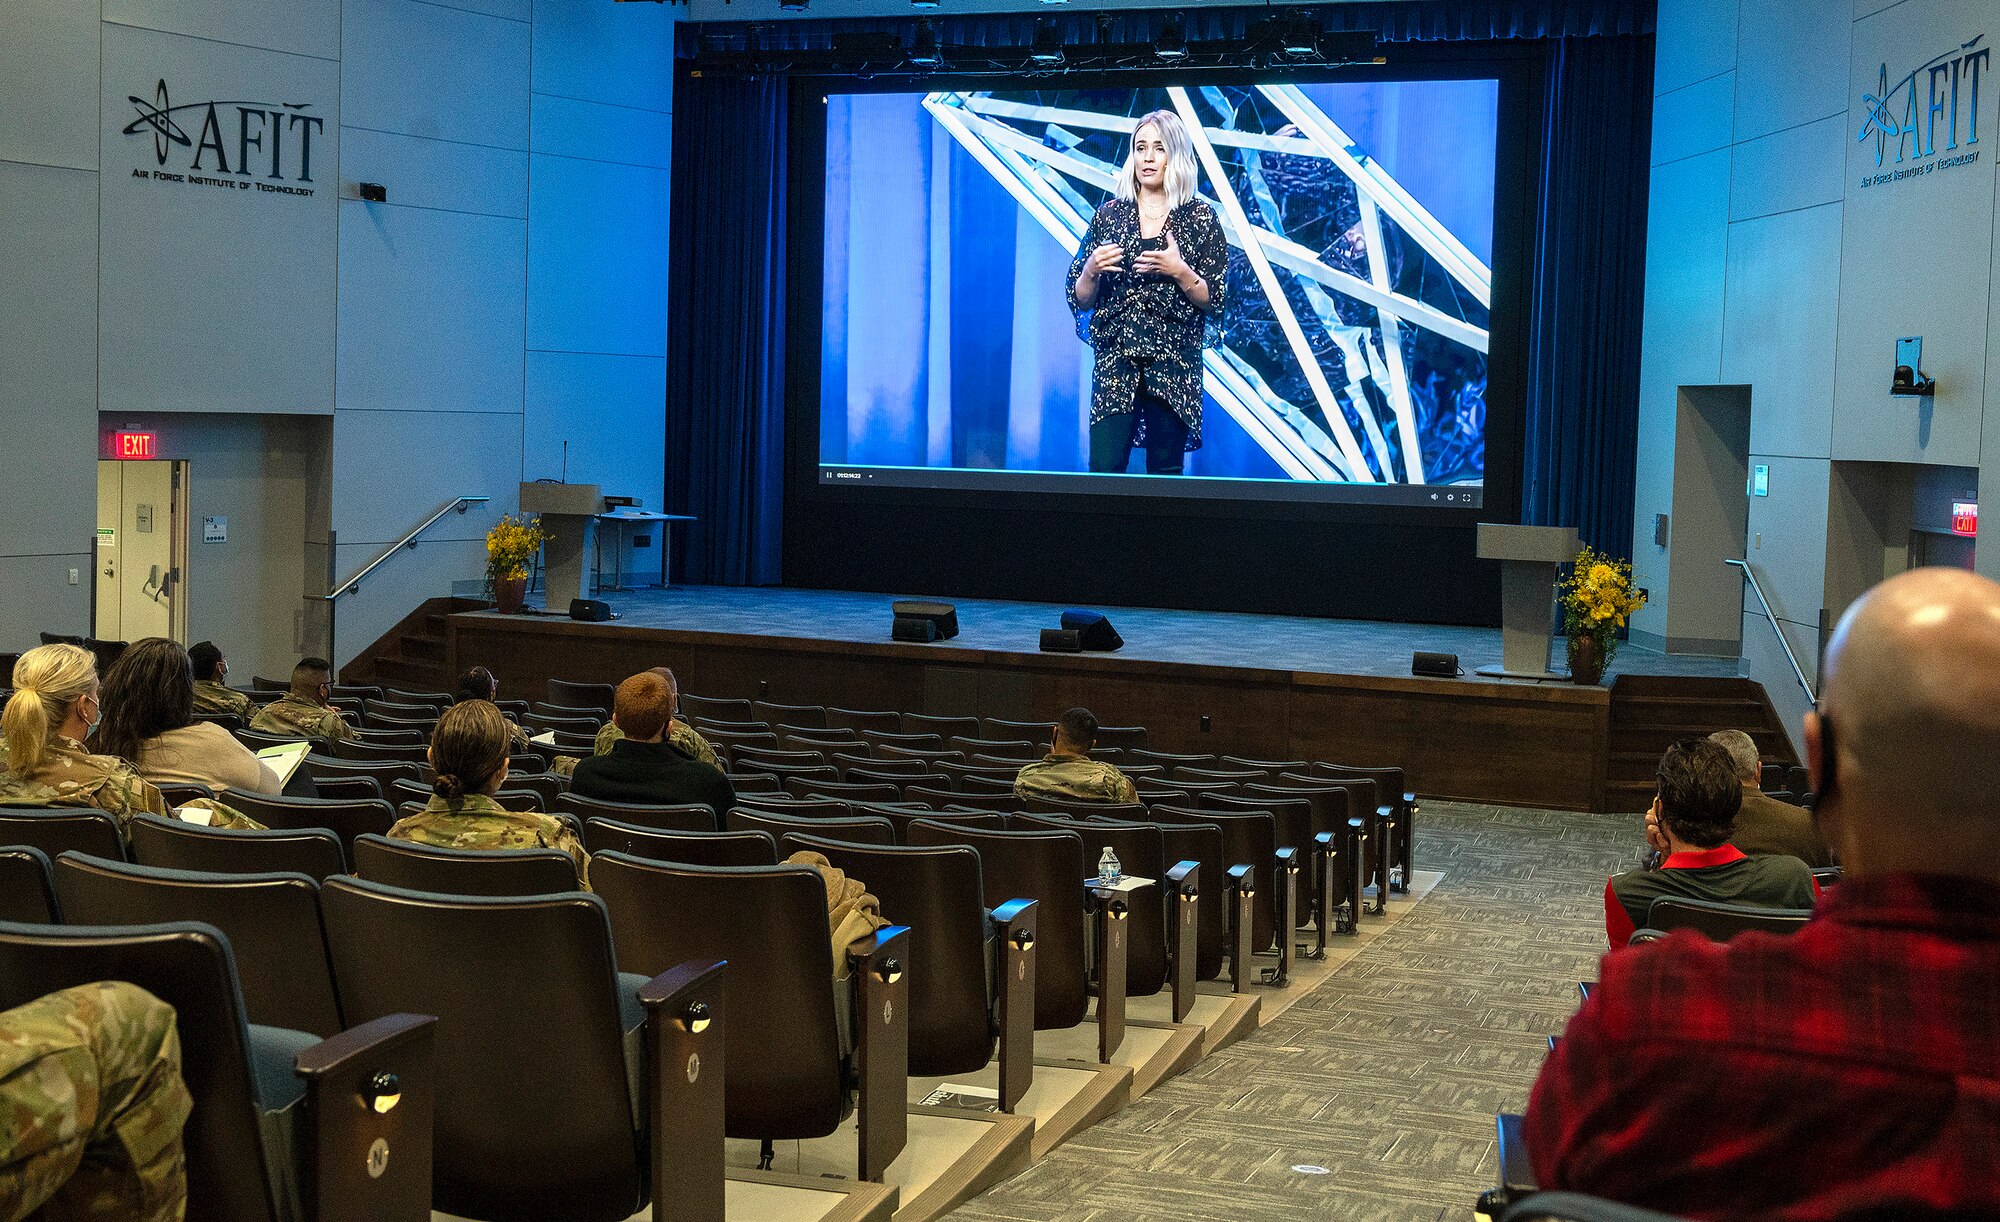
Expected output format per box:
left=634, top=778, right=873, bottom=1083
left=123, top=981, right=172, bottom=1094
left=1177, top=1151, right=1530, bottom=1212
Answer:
left=1567, top=633, right=1606, bottom=686
left=493, top=575, right=527, bottom=615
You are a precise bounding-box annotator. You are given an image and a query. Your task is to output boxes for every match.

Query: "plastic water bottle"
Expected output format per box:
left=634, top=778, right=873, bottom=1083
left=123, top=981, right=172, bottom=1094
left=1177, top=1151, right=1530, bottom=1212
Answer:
left=1097, top=847, right=1121, bottom=886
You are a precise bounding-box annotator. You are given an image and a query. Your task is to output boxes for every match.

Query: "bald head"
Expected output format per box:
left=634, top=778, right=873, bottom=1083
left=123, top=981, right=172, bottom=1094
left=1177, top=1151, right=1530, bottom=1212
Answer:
left=1811, top=567, right=2000, bottom=877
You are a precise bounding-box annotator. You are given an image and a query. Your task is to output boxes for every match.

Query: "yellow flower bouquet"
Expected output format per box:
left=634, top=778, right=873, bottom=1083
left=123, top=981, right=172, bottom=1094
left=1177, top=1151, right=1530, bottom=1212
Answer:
left=1560, top=545, right=1647, bottom=682
left=484, top=513, right=544, bottom=610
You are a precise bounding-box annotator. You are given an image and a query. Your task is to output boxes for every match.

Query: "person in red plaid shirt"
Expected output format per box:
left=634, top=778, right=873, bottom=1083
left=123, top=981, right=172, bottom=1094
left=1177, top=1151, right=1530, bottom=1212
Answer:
left=1526, top=567, right=2000, bottom=1219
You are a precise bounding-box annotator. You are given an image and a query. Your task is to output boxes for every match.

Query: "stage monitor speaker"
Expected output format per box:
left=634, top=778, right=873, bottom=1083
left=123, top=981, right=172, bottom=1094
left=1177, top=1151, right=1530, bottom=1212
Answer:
left=1059, top=610, right=1123, bottom=651
left=892, top=616, right=940, bottom=643
left=1412, top=651, right=1461, bottom=678
left=890, top=600, right=958, bottom=640
left=570, top=598, right=615, bottom=622
left=1040, top=628, right=1083, bottom=653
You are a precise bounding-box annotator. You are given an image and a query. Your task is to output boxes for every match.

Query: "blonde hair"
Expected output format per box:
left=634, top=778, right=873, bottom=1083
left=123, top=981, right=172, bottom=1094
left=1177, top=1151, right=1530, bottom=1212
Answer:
left=4, top=644, right=98, bottom=777
left=1114, top=109, right=1199, bottom=209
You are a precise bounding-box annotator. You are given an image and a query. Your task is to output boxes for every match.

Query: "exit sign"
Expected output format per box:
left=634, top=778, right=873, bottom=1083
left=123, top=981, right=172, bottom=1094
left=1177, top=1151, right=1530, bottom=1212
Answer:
left=1951, top=501, right=1978, bottom=537
left=111, top=431, right=156, bottom=459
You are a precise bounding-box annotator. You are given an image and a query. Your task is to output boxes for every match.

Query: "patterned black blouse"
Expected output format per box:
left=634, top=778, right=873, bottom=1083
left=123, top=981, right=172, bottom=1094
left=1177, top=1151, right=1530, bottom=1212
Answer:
left=1066, top=198, right=1229, bottom=451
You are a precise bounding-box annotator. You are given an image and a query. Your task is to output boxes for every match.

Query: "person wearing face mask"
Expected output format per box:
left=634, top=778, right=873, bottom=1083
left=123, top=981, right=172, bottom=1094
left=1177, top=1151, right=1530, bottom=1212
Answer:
left=186, top=640, right=254, bottom=720
left=1067, top=107, right=1229, bottom=476
left=0, top=643, right=170, bottom=826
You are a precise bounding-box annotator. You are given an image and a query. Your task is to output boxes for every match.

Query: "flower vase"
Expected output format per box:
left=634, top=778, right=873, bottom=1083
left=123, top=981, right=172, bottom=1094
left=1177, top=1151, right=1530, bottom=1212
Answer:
left=1567, top=633, right=1606, bottom=686
left=493, top=575, right=527, bottom=615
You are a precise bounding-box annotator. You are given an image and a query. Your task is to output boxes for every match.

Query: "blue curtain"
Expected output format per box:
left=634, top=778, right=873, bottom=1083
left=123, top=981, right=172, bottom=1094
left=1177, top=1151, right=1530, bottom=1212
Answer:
left=665, top=74, right=787, bottom=585
left=1521, top=34, right=1654, bottom=560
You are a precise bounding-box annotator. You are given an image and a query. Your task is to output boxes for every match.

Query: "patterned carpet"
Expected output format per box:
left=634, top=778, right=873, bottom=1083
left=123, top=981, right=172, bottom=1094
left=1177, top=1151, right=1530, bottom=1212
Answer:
left=944, top=800, right=1643, bottom=1222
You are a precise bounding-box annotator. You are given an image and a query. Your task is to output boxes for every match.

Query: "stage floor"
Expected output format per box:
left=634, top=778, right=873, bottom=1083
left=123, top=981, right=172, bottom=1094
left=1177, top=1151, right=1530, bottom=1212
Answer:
left=551, top=584, right=1739, bottom=683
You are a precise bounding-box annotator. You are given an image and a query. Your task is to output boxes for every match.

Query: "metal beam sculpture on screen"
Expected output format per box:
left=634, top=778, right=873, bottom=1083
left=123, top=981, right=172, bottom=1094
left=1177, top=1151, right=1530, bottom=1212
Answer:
left=923, top=87, right=1491, bottom=485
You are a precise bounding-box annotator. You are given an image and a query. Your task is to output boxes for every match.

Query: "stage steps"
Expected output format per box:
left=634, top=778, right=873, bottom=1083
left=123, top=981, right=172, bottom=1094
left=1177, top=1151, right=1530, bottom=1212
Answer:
left=1604, top=674, right=1796, bottom=812
left=343, top=597, right=482, bottom=691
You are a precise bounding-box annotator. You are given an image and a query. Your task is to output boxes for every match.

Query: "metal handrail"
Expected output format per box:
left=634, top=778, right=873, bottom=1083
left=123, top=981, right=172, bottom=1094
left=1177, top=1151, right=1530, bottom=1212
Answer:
left=322, top=496, right=490, bottom=601
left=1726, top=558, right=1815, bottom=704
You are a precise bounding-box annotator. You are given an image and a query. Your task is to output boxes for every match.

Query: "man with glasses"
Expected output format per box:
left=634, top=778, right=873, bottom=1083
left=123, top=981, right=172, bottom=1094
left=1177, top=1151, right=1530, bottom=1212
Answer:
left=248, top=657, right=357, bottom=742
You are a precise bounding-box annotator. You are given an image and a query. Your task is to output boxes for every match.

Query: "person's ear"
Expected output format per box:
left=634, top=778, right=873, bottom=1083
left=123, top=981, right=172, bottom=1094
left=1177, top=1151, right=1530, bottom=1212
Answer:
left=426, top=745, right=435, bottom=767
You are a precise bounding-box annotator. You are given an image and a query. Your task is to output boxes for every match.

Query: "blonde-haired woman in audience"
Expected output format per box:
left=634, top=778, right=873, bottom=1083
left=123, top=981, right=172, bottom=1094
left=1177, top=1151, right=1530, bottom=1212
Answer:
left=387, top=698, right=589, bottom=885
left=0, top=643, right=170, bottom=826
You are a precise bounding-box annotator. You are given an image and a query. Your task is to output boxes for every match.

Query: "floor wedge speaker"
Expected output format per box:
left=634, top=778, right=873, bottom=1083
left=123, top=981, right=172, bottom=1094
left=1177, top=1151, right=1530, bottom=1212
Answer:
left=1039, top=628, right=1082, bottom=653
left=891, top=600, right=958, bottom=640
left=1059, top=610, right=1122, bottom=651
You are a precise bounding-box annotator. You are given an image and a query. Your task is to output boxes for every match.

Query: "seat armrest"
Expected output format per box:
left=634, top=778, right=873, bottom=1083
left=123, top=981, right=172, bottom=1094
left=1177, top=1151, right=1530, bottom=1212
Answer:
left=1497, top=1112, right=1536, bottom=1195
left=1165, top=861, right=1199, bottom=1022
left=848, top=924, right=910, bottom=1182
left=991, top=899, right=1038, bottom=1114
left=1627, top=928, right=1666, bottom=946
left=294, top=1012, right=438, bottom=1222
left=1088, top=885, right=1129, bottom=1063
left=1269, top=846, right=1299, bottom=985
left=1226, top=863, right=1255, bottom=993
left=642, top=958, right=727, bottom=1222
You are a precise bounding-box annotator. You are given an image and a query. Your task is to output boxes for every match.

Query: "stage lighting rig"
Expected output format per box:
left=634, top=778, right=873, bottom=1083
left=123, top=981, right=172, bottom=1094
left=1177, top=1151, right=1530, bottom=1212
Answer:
left=1280, top=12, right=1321, bottom=56
left=1155, top=15, right=1187, bottom=60
left=909, top=20, right=943, bottom=67
left=1029, top=20, right=1064, bottom=64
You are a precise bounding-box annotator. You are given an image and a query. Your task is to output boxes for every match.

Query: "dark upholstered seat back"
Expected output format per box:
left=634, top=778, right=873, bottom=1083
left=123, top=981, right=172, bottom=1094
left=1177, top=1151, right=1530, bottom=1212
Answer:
left=128, top=813, right=347, bottom=879
left=53, top=853, right=342, bottom=1037
left=1012, top=813, right=1169, bottom=997
left=587, top=855, right=849, bottom=1141
left=1643, top=896, right=1813, bottom=941
left=791, top=834, right=995, bottom=1076
left=0, top=808, right=124, bottom=861
left=319, top=877, right=643, bottom=1222
left=0, top=920, right=283, bottom=1222
left=555, top=793, right=718, bottom=832
left=906, top=820, right=1087, bottom=1030
left=0, top=847, right=57, bottom=922
left=1149, top=805, right=1274, bottom=955
left=353, top=833, right=578, bottom=897
left=583, top=819, right=778, bottom=867
left=726, top=807, right=896, bottom=847
left=221, top=791, right=395, bottom=855
left=546, top=679, right=615, bottom=714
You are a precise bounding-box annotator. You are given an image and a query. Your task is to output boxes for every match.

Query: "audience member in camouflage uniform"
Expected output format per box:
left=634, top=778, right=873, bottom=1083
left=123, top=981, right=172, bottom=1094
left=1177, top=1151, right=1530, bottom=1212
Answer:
left=248, top=658, right=356, bottom=743
left=1014, top=707, right=1139, bottom=804
left=185, top=641, right=253, bottom=720
left=545, top=666, right=715, bottom=777
left=0, top=644, right=171, bottom=828
left=387, top=698, right=589, bottom=886
left=0, top=981, right=191, bottom=1222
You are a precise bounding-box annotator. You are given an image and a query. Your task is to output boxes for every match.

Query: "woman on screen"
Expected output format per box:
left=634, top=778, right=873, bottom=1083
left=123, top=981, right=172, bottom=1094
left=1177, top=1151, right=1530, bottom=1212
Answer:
left=1066, top=108, right=1229, bottom=475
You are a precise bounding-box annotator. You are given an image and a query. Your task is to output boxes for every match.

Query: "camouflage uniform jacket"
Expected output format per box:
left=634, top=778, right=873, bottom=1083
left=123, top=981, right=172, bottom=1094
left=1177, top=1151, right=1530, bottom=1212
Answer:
left=388, top=792, right=590, bottom=888
left=190, top=680, right=252, bottom=719
left=0, top=736, right=171, bottom=827
left=1013, top=752, right=1138, bottom=804
left=249, top=693, right=356, bottom=742
left=591, top=718, right=718, bottom=766
left=0, top=981, right=192, bottom=1222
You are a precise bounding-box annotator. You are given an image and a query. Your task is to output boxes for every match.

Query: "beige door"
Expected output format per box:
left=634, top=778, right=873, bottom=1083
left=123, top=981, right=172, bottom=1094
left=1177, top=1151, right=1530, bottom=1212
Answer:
left=94, top=460, right=189, bottom=643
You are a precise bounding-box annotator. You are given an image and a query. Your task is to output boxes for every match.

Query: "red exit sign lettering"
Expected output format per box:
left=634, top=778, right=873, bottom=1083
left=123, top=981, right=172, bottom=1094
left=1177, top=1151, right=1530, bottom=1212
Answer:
left=1950, top=501, right=1977, bottom=537
left=112, top=431, right=155, bottom=459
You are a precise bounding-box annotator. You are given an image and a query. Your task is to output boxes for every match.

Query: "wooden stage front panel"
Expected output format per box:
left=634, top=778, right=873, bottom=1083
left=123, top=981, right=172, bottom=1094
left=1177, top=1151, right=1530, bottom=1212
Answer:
left=448, top=611, right=1612, bottom=812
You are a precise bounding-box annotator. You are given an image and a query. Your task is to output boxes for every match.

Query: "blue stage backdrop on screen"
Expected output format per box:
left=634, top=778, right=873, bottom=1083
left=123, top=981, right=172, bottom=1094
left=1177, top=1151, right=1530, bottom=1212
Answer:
left=820, top=79, right=1498, bottom=505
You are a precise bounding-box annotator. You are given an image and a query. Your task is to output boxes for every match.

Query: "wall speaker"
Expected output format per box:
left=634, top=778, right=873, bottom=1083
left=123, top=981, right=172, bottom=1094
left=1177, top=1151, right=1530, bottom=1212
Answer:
left=1039, top=628, right=1083, bottom=652
left=890, top=599, right=958, bottom=640
left=1411, top=651, right=1461, bottom=678
left=892, top=616, right=940, bottom=643
left=570, top=598, right=615, bottom=622
left=1059, top=609, right=1122, bottom=651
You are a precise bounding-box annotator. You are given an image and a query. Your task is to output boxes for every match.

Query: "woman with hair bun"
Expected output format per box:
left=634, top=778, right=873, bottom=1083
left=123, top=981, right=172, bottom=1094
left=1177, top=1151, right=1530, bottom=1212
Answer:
left=0, top=643, right=170, bottom=825
left=386, top=698, right=589, bottom=885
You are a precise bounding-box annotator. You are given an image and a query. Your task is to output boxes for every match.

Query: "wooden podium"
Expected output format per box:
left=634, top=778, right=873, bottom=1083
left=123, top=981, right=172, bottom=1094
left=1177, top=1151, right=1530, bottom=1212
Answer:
left=519, top=482, right=602, bottom=610
left=1473, top=523, right=1578, bottom=681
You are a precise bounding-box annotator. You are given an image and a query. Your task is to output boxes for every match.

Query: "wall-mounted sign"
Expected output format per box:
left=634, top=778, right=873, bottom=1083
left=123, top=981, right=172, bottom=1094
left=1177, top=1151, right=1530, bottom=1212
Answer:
left=1951, top=501, right=1978, bottom=537
left=1751, top=464, right=1770, bottom=497
left=96, top=528, right=116, bottom=549
left=202, top=515, right=228, bottom=544
left=1857, top=33, right=1989, bottom=189
left=112, top=431, right=156, bottom=459
left=121, top=78, right=325, bottom=200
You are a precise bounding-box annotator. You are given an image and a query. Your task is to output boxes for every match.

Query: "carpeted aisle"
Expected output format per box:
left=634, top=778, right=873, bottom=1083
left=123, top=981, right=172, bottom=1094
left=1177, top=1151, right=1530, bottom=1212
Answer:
left=943, top=800, right=1643, bottom=1222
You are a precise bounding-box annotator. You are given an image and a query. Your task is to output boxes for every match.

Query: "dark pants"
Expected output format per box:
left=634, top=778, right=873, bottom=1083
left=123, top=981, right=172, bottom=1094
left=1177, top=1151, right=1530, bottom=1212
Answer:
left=1089, top=393, right=1190, bottom=475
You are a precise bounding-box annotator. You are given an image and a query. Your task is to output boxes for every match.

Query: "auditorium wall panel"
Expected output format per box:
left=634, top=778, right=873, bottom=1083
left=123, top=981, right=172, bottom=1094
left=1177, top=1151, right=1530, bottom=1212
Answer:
left=340, top=127, right=529, bottom=218
left=525, top=154, right=671, bottom=358
left=339, top=0, right=530, bottom=149
left=1727, top=116, right=1846, bottom=222
left=103, top=0, right=341, bottom=60
left=1649, top=73, right=1736, bottom=167
left=0, top=0, right=98, bottom=170
left=530, top=96, right=674, bottom=171
left=529, top=0, right=676, bottom=113
left=1721, top=204, right=1842, bottom=460
left=523, top=352, right=668, bottom=500
left=1729, top=0, right=1850, bottom=143
left=1652, top=0, right=1738, bottom=95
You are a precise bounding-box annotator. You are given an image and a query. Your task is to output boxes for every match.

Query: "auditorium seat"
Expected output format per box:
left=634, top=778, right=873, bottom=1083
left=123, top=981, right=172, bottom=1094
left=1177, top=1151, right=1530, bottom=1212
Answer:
left=238, top=726, right=327, bottom=754
left=1105, top=815, right=1225, bottom=981
left=877, top=742, right=966, bottom=767
left=1094, top=726, right=1150, bottom=752
left=304, top=753, right=420, bottom=795
left=506, top=770, right=568, bottom=809
left=354, top=832, right=579, bottom=896
left=969, top=750, right=1044, bottom=768
left=0, top=918, right=434, bottom=1222
left=555, top=793, right=717, bottom=833
left=940, top=761, right=1024, bottom=788
left=904, top=712, right=980, bottom=740
left=1129, top=748, right=1220, bottom=771
left=857, top=729, right=947, bottom=753
left=1221, top=755, right=1309, bottom=776
left=833, top=751, right=926, bottom=777
left=221, top=791, right=395, bottom=855
left=54, top=853, right=344, bottom=1036
left=951, top=736, right=1040, bottom=758
left=961, top=772, right=1029, bottom=797
left=128, top=813, right=347, bottom=880
left=1275, top=773, right=1389, bottom=910
left=307, top=774, right=380, bottom=802
left=546, top=679, right=615, bottom=715
left=364, top=697, right=442, bottom=724
left=706, top=730, right=784, bottom=760
left=731, top=744, right=829, bottom=768
left=857, top=803, right=1005, bottom=841
left=681, top=693, right=757, bottom=722
left=1310, top=762, right=1416, bottom=889
left=728, top=807, right=895, bottom=849
left=0, top=808, right=125, bottom=862
left=333, top=738, right=426, bottom=763
left=583, top=819, right=778, bottom=866
left=725, top=771, right=782, bottom=794
left=525, top=711, right=601, bottom=737
left=587, top=854, right=909, bottom=1181
left=153, top=780, right=216, bottom=808
left=824, top=707, right=902, bottom=734
left=1639, top=896, right=1814, bottom=942
left=1150, top=804, right=1278, bottom=958
left=1133, top=785, right=1193, bottom=808
left=849, top=768, right=949, bottom=796
left=777, top=728, right=867, bottom=754
left=250, top=674, right=288, bottom=692
left=981, top=718, right=1056, bottom=741
left=732, top=794, right=852, bottom=818
left=319, top=876, right=724, bottom=1220
left=1173, top=765, right=1263, bottom=787
left=793, top=833, right=1039, bottom=1111
left=1012, top=812, right=1172, bottom=998
left=1022, top=794, right=1148, bottom=821
left=753, top=700, right=825, bottom=728
left=0, top=846, right=57, bottom=923
left=788, top=777, right=902, bottom=804
left=904, top=784, right=1019, bottom=813
left=1145, top=778, right=1235, bottom=800
left=192, top=710, right=245, bottom=733
left=1812, top=866, right=1842, bottom=888
left=548, top=728, right=599, bottom=753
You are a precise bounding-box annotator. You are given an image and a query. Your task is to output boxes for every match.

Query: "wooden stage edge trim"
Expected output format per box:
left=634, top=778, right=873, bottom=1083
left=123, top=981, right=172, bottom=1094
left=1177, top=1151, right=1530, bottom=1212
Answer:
left=447, top=610, right=1614, bottom=813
